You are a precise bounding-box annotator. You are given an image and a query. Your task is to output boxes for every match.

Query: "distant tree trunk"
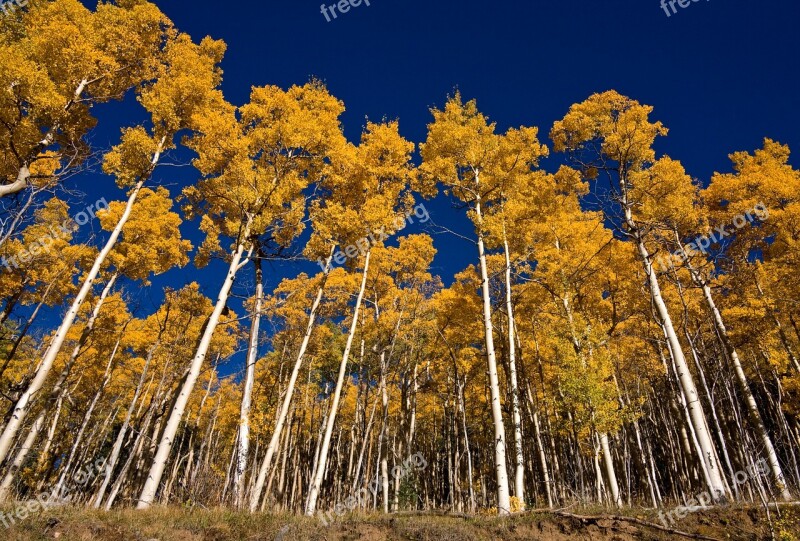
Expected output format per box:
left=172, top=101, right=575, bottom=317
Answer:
left=55, top=329, right=123, bottom=492
left=458, top=376, right=476, bottom=512
left=560, top=284, right=622, bottom=509
left=250, top=250, right=333, bottom=512
left=105, top=398, right=158, bottom=510
left=753, top=278, right=800, bottom=374
left=379, top=351, right=390, bottom=514
left=532, top=407, right=553, bottom=508
left=305, top=250, right=371, bottom=516
left=93, top=339, right=158, bottom=508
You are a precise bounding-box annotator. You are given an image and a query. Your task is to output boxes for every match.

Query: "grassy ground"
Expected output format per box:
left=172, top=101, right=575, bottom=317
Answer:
left=0, top=504, right=797, bottom=540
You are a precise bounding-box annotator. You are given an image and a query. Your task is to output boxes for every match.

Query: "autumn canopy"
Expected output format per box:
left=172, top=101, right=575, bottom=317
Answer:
left=0, top=0, right=798, bottom=525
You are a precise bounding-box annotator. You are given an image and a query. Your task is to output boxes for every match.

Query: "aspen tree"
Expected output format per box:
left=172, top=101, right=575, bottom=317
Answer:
left=0, top=33, right=220, bottom=468
left=0, top=0, right=169, bottom=207
left=420, top=94, right=517, bottom=514
left=552, top=91, right=729, bottom=501
left=699, top=139, right=800, bottom=500
left=248, top=264, right=334, bottom=511
left=0, top=186, right=189, bottom=496
left=139, top=82, right=345, bottom=508
left=305, top=120, right=423, bottom=516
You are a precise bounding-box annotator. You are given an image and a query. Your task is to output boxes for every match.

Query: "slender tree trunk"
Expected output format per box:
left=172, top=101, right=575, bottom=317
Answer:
left=0, top=272, right=117, bottom=490
left=234, top=255, right=263, bottom=508
left=137, top=221, right=252, bottom=509
left=560, top=285, right=622, bottom=508
left=695, top=275, right=791, bottom=500
left=250, top=251, right=333, bottom=511
left=599, top=432, right=622, bottom=507
left=753, top=278, right=800, bottom=374
left=614, top=374, right=659, bottom=507
left=473, top=194, right=512, bottom=515
left=0, top=136, right=164, bottom=466
left=55, top=332, right=121, bottom=491
left=352, top=397, right=378, bottom=495
left=379, top=352, right=390, bottom=513
left=670, top=243, right=792, bottom=501
left=503, top=236, right=525, bottom=507
left=305, top=250, right=371, bottom=516
left=457, top=377, right=476, bottom=512
left=626, top=210, right=728, bottom=500
left=93, top=340, right=157, bottom=508
left=106, top=400, right=157, bottom=510
left=532, top=408, right=553, bottom=508
left=0, top=410, right=45, bottom=500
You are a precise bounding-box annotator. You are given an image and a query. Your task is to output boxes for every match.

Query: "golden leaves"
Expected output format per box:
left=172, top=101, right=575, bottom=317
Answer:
left=188, top=82, right=347, bottom=251
left=99, top=187, right=192, bottom=282
left=139, top=34, right=226, bottom=137
left=102, top=126, right=159, bottom=188
left=550, top=90, right=668, bottom=166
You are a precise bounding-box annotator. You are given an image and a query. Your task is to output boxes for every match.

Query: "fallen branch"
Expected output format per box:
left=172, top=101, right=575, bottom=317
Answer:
left=550, top=511, right=722, bottom=541
left=386, top=508, right=722, bottom=539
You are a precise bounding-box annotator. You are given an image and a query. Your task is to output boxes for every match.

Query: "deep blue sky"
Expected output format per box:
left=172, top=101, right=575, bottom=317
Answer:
left=61, top=0, right=800, bottom=375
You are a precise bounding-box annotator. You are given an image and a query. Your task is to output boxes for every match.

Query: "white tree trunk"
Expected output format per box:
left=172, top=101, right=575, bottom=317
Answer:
left=0, top=79, right=88, bottom=200
left=305, top=250, right=371, bottom=516
left=640, top=234, right=728, bottom=500
left=532, top=408, right=553, bottom=508
left=93, top=340, right=157, bottom=508
left=692, top=269, right=791, bottom=501
left=1, top=270, right=116, bottom=488
left=618, top=178, right=728, bottom=501
left=503, top=237, right=525, bottom=507
left=599, top=432, right=622, bottom=507
left=458, top=378, right=477, bottom=512
left=475, top=196, right=511, bottom=516
left=234, top=258, right=263, bottom=508
left=0, top=411, right=45, bottom=500
left=0, top=139, right=163, bottom=467
left=380, top=352, right=390, bottom=514
left=136, top=223, right=251, bottom=509
left=250, top=252, right=333, bottom=512
left=55, top=334, right=120, bottom=491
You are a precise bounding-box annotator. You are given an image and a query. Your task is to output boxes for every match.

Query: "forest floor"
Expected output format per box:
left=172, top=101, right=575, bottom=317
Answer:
left=0, top=503, right=798, bottom=540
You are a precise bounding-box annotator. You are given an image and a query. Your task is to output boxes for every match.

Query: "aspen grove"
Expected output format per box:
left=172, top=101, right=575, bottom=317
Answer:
left=2, top=0, right=800, bottom=522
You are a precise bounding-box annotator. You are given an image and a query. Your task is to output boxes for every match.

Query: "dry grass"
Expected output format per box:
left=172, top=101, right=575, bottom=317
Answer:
left=0, top=503, right=796, bottom=540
